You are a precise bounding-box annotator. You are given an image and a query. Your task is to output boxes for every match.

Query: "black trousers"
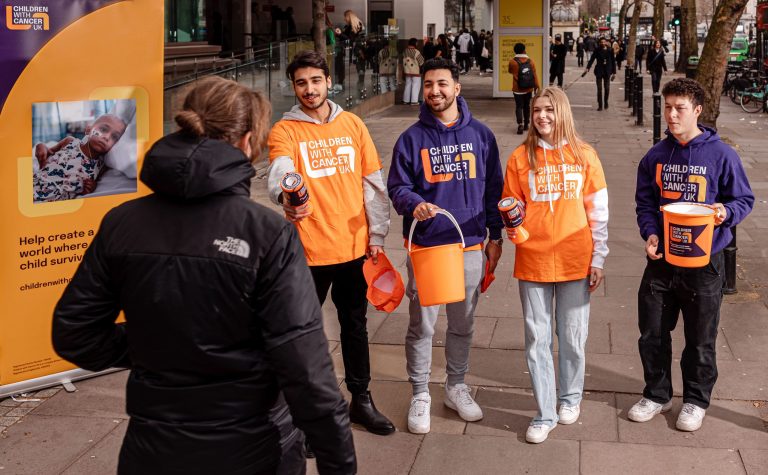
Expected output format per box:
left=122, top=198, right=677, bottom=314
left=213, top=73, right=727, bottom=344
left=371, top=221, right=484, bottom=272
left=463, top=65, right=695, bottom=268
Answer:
left=310, top=256, right=370, bottom=394
left=577, top=52, right=584, bottom=67
left=458, top=52, right=471, bottom=72
left=549, top=71, right=563, bottom=87
left=513, top=92, right=532, bottom=126
left=596, top=74, right=610, bottom=107
left=637, top=251, right=724, bottom=409
left=651, top=70, right=662, bottom=93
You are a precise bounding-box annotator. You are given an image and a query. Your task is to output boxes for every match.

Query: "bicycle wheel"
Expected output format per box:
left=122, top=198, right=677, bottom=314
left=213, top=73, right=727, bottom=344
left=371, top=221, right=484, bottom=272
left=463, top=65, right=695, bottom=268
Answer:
left=741, top=89, right=763, bottom=113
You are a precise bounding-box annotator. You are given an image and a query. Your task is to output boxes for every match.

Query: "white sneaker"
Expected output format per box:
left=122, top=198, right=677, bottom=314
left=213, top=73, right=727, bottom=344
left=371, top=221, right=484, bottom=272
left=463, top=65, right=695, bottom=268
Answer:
left=558, top=404, right=580, bottom=425
left=627, top=397, right=673, bottom=422
left=408, top=392, right=431, bottom=434
left=526, top=423, right=555, bottom=443
left=444, top=383, right=483, bottom=422
left=676, top=403, right=706, bottom=431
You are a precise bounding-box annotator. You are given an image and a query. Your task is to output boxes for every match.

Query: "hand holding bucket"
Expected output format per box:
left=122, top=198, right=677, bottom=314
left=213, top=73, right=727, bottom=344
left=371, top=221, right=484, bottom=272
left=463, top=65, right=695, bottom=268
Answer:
left=408, top=209, right=466, bottom=307
left=498, top=197, right=529, bottom=244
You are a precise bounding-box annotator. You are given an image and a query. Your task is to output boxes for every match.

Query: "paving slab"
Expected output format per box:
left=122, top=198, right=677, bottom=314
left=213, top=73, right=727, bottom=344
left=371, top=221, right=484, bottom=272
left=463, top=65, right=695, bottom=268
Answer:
left=711, top=359, right=768, bottom=401
left=306, top=429, right=422, bottom=475
left=31, top=371, right=128, bottom=419
left=61, top=422, right=127, bottom=474
left=468, top=387, right=619, bottom=442
left=580, top=441, right=746, bottom=474
left=410, top=433, right=580, bottom=475
left=616, top=394, right=768, bottom=450
left=370, top=313, right=498, bottom=348
left=0, top=415, right=123, bottom=474
left=740, top=449, right=768, bottom=475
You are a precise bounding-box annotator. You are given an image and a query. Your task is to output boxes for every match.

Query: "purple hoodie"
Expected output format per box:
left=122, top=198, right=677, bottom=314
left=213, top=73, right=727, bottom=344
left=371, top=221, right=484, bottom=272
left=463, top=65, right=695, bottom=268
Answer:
left=387, top=96, right=503, bottom=247
left=635, top=126, right=754, bottom=254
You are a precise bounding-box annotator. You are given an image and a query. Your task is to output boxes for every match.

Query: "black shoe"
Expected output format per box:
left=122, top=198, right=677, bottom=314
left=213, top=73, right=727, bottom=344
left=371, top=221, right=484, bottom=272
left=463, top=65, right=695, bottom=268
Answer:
left=349, top=391, right=395, bottom=435
left=597, top=106, right=603, bottom=111
left=517, top=124, right=524, bottom=135
left=523, top=124, right=529, bottom=131
left=604, top=103, right=609, bottom=110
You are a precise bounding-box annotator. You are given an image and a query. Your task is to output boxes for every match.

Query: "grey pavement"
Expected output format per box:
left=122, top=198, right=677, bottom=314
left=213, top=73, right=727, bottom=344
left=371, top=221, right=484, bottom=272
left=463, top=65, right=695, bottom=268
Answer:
left=2, top=53, right=767, bottom=474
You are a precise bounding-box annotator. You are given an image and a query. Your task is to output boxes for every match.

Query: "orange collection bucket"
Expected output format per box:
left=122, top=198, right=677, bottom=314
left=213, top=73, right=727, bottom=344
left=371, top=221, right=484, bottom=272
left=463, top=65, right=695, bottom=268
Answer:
left=661, top=202, right=716, bottom=268
left=408, top=210, right=466, bottom=306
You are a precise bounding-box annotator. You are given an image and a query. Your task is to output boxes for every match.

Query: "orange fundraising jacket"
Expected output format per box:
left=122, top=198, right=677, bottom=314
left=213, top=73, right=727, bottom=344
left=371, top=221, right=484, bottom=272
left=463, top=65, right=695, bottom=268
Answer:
left=503, top=140, right=609, bottom=282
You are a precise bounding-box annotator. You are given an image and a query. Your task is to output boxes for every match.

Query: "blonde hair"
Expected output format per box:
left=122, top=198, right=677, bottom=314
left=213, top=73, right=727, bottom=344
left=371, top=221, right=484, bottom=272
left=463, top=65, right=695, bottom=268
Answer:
left=523, top=86, right=587, bottom=170
left=175, top=76, right=271, bottom=162
left=344, top=10, right=363, bottom=34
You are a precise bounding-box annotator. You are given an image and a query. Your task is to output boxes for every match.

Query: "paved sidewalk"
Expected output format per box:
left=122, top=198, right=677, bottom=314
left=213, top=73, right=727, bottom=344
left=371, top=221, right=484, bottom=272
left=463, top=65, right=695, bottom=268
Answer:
left=1, top=55, right=767, bottom=474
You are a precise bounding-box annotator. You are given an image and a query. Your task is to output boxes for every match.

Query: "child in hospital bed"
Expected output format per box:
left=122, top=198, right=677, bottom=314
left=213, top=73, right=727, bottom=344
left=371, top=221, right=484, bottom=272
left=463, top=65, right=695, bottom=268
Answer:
left=33, top=113, right=127, bottom=202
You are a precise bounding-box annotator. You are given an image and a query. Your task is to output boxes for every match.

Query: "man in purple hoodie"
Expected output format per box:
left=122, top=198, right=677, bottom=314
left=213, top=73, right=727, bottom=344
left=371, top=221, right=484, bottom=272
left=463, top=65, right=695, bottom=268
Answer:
left=387, top=57, right=504, bottom=435
left=632, top=78, right=754, bottom=432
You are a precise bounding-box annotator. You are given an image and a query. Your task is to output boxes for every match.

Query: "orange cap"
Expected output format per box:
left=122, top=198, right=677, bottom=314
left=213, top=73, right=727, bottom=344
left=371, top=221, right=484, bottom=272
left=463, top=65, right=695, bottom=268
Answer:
left=362, top=253, right=405, bottom=313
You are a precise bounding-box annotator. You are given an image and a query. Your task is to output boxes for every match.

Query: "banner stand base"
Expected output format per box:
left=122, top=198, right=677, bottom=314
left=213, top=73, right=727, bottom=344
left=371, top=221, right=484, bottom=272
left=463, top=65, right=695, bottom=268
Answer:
left=0, top=367, right=124, bottom=399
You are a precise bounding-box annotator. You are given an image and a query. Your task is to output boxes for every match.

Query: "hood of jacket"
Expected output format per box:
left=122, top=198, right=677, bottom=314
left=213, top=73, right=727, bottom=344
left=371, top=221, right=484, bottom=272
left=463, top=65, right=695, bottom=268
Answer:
left=281, top=99, right=344, bottom=124
left=418, top=95, right=473, bottom=131
left=140, top=131, right=255, bottom=199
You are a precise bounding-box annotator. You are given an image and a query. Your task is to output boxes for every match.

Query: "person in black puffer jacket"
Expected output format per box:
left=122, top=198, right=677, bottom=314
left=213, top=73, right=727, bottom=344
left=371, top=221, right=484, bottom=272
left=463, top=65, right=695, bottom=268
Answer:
left=51, top=76, right=356, bottom=475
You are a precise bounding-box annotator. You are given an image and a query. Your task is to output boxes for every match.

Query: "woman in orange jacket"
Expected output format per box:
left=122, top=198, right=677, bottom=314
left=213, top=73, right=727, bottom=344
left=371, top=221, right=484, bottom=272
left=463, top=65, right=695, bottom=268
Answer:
left=503, top=87, right=609, bottom=444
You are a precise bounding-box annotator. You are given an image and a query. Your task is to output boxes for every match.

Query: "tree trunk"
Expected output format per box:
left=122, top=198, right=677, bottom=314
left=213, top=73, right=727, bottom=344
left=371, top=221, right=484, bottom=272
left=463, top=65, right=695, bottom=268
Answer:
left=675, top=0, right=698, bottom=72
left=652, top=0, right=664, bottom=39
left=625, top=0, right=642, bottom=67
left=618, top=0, right=629, bottom=40
left=697, top=0, right=748, bottom=127
left=312, top=0, right=326, bottom=55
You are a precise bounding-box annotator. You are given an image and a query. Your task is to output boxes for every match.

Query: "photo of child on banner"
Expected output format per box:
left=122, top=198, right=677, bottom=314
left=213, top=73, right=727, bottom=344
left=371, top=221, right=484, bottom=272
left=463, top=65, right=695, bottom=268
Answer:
left=32, top=98, right=137, bottom=203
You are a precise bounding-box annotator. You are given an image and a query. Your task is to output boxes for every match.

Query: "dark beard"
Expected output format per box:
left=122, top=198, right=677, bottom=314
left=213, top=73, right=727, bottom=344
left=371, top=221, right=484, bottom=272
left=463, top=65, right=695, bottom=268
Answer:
left=427, top=94, right=455, bottom=113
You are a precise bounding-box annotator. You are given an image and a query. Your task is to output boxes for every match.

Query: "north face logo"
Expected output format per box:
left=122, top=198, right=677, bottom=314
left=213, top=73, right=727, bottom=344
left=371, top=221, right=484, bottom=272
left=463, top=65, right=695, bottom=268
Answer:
left=213, top=237, right=250, bottom=258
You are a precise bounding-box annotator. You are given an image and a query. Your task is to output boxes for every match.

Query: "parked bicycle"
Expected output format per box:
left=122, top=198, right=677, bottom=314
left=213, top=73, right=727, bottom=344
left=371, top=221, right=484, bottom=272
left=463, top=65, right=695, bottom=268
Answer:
left=740, top=78, right=768, bottom=113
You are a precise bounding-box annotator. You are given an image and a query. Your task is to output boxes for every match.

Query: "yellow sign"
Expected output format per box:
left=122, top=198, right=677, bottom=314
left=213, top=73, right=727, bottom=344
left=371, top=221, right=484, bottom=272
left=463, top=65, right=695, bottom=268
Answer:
left=498, top=35, right=544, bottom=92
left=0, top=0, right=163, bottom=387
left=499, top=1, right=543, bottom=28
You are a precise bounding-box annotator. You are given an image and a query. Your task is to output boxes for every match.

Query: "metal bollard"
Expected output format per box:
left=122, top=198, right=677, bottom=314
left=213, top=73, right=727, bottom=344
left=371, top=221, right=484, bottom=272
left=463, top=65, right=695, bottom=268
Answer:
left=627, top=69, right=634, bottom=106
left=653, top=93, right=661, bottom=144
left=723, top=227, right=738, bottom=294
left=632, top=73, right=638, bottom=116
left=635, top=74, right=644, bottom=126
left=625, top=68, right=632, bottom=102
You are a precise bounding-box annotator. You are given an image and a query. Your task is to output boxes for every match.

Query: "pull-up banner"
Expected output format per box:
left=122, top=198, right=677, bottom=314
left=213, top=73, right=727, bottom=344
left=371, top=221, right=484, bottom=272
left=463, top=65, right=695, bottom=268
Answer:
left=0, top=0, right=162, bottom=396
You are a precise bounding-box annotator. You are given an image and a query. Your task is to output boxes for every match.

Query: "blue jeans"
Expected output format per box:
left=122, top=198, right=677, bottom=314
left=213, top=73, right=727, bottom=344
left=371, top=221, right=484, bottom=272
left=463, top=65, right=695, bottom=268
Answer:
left=519, top=279, right=591, bottom=426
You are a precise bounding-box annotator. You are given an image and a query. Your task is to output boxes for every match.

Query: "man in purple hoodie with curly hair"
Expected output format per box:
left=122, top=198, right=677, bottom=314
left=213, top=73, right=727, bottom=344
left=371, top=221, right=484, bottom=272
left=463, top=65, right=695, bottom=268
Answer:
left=632, top=78, right=754, bottom=432
left=387, top=57, right=504, bottom=435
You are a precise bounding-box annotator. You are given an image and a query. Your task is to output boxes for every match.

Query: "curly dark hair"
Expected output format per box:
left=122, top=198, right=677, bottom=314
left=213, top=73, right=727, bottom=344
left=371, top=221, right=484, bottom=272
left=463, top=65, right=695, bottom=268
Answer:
left=286, top=50, right=330, bottom=80
left=421, top=57, right=460, bottom=82
left=661, top=78, right=705, bottom=108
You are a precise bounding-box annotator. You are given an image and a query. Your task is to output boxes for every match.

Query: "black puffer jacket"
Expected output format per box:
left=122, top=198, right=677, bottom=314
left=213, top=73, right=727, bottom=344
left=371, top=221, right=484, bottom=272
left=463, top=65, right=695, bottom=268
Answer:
left=52, top=132, right=356, bottom=474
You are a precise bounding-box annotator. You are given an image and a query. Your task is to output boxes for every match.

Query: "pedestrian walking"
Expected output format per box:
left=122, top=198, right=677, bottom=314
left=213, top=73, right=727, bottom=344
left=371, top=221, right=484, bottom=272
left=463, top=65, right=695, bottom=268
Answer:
left=52, top=76, right=357, bottom=474
left=402, top=38, right=425, bottom=105
left=585, top=37, right=616, bottom=111
left=456, top=29, right=474, bottom=74
left=267, top=51, right=396, bottom=438
left=387, top=57, right=504, bottom=435
left=549, top=34, right=568, bottom=87
left=503, top=86, right=609, bottom=444
left=436, top=33, right=453, bottom=60
left=576, top=35, right=585, bottom=67
left=646, top=39, right=667, bottom=93
left=377, top=40, right=398, bottom=93
left=632, top=78, right=754, bottom=432
left=508, top=42, right=540, bottom=135
left=634, top=40, right=646, bottom=71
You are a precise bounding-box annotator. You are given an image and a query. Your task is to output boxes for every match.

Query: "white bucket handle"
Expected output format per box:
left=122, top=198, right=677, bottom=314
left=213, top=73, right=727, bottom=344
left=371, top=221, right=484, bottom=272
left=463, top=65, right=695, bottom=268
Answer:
left=408, top=208, right=466, bottom=253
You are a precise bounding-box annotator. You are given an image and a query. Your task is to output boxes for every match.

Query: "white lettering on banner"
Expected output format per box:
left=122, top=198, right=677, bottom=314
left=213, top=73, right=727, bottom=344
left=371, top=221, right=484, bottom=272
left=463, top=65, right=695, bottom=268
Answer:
left=300, top=140, right=356, bottom=178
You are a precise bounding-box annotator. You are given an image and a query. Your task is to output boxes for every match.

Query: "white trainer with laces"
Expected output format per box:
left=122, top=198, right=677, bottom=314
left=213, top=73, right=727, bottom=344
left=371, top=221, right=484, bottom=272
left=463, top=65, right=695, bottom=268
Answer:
left=526, top=423, right=555, bottom=443
left=676, top=403, right=706, bottom=431
left=408, top=392, right=432, bottom=434
left=558, top=404, right=581, bottom=425
left=444, top=383, right=483, bottom=421
left=628, top=397, right=673, bottom=422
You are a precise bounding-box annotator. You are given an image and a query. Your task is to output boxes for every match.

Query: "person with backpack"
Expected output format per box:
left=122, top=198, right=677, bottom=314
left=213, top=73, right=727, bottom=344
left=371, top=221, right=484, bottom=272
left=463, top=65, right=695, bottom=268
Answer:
left=508, top=43, right=540, bottom=135
left=402, top=38, right=425, bottom=105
